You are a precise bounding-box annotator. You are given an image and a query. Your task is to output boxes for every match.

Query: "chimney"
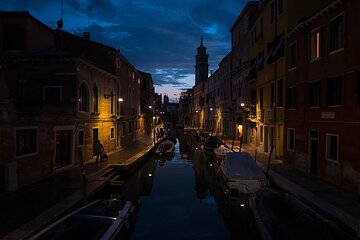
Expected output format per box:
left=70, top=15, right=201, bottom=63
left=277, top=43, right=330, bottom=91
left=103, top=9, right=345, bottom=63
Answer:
left=83, top=32, right=90, bottom=40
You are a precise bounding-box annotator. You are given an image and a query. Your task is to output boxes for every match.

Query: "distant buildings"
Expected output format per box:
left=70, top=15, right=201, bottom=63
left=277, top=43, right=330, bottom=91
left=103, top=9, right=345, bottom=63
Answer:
left=0, top=11, right=156, bottom=192
left=179, top=0, right=360, bottom=193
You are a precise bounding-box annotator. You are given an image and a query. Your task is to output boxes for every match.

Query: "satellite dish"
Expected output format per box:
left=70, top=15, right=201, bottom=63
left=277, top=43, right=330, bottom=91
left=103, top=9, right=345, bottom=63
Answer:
left=57, top=18, right=63, bottom=29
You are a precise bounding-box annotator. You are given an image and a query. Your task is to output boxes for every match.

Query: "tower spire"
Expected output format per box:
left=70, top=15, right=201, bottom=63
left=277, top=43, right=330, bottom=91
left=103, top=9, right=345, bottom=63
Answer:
left=200, top=37, right=203, bottom=46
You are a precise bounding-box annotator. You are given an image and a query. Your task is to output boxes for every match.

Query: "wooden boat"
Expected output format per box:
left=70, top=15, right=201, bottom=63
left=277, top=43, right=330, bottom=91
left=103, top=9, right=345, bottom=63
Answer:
left=250, top=187, right=357, bottom=240
left=213, top=145, right=232, bottom=167
left=155, top=140, right=175, bottom=156
left=203, top=136, right=223, bottom=150
left=29, top=199, right=134, bottom=240
left=219, top=152, right=268, bottom=197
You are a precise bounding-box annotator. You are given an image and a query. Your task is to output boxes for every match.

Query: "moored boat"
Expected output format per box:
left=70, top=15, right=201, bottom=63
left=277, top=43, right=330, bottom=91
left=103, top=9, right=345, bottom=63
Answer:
left=213, top=145, right=232, bottom=167
left=250, top=187, right=357, bottom=240
left=29, top=199, right=134, bottom=240
left=155, top=140, right=175, bottom=156
left=203, top=136, right=223, bottom=150
left=219, top=152, right=268, bottom=198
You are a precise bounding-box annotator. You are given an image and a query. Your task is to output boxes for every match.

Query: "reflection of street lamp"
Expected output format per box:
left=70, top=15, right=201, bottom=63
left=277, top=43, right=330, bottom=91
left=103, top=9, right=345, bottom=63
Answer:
left=238, top=124, right=243, bottom=152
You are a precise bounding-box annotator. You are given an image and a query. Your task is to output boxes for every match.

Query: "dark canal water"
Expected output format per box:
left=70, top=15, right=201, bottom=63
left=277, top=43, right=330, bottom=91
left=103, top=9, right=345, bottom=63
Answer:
left=121, top=134, right=260, bottom=240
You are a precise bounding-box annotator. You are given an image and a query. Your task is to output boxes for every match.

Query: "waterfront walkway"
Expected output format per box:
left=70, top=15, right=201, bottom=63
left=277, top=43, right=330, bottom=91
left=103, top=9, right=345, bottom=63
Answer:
left=223, top=139, right=360, bottom=238
left=1, top=133, right=156, bottom=239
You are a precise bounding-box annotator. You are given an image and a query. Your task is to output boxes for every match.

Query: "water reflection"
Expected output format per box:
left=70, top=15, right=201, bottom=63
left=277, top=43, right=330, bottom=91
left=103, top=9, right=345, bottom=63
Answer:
left=124, top=133, right=260, bottom=240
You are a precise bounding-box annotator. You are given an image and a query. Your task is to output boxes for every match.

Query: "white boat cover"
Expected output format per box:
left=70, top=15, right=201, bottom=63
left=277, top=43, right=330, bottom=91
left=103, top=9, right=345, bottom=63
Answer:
left=213, top=145, right=232, bottom=157
left=221, top=152, right=265, bottom=180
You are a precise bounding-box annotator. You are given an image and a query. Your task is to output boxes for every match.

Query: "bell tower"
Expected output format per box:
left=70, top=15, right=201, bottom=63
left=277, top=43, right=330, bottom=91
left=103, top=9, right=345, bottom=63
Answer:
left=195, top=37, right=209, bottom=85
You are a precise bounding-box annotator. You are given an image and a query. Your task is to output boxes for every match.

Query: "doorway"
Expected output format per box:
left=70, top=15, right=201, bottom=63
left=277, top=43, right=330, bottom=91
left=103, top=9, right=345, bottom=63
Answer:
left=55, top=130, right=72, bottom=169
left=264, top=126, right=268, bottom=152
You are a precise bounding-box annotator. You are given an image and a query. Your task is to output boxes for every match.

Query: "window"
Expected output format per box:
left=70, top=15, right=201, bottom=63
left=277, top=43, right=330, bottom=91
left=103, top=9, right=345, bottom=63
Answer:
left=110, top=127, right=115, bottom=139
left=287, top=128, right=295, bottom=151
left=260, top=126, right=264, bottom=143
left=78, top=129, right=85, bottom=146
left=330, top=15, right=344, bottom=52
left=93, top=84, right=99, bottom=113
left=43, top=86, right=62, bottom=103
left=129, top=122, right=132, bottom=133
left=271, top=1, right=276, bottom=23
left=260, top=17, right=264, bottom=37
left=327, top=76, right=343, bottom=106
left=79, top=82, right=89, bottom=112
left=326, top=134, right=339, bottom=162
left=277, top=79, right=283, bottom=107
left=259, top=87, right=264, bottom=109
left=3, top=25, right=26, bottom=51
left=287, top=87, right=296, bottom=109
left=310, top=29, right=321, bottom=60
left=16, top=128, right=37, bottom=156
left=278, top=0, right=284, bottom=15
left=122, top=122, right=126, bottom=136
left=309, top=81, right=320, bottom=107
left=289, top=42, right=296, bottom=69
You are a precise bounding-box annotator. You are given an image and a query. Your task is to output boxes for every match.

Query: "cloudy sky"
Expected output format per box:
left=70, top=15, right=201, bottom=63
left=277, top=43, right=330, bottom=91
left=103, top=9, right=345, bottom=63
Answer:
left=1, top=0, right=247, bottom=101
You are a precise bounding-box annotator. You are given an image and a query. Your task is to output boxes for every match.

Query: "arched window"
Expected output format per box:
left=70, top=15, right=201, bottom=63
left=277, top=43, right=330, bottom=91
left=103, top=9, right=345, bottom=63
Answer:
left=93, top=83, right=99, bottom=113
left=79, top=82, right=89, bottom=112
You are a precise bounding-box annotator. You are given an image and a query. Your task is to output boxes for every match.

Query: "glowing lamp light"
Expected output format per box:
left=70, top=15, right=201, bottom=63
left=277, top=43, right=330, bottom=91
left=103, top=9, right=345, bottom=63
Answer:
left=153, top=116, right=156, bottom=120
left=118, top=98, right=123, bottom=102
left=210, top=108, right=213, bottom=111
left=149, top=105, right=152, bottom=109
left=240, top=203, right=245, bottom=207
left=238, top=125, right=243, bottom=137
left=148, top=173, right=152, bottom=177
left=240, top=103, right=245, bottom=107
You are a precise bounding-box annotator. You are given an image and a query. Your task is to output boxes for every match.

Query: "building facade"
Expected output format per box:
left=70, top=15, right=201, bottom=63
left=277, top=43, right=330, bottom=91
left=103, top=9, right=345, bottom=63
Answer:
left=285, top=0, right=360, bottom=192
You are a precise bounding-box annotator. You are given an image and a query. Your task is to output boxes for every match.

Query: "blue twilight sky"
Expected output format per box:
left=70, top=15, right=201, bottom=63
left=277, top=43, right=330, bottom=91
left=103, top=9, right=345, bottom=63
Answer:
left=0, top=0, right=247, bottom=102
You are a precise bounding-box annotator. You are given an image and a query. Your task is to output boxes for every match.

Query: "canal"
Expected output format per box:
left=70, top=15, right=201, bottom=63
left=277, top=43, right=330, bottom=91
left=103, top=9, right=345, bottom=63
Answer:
left=120, top=134, right=261, bottom=240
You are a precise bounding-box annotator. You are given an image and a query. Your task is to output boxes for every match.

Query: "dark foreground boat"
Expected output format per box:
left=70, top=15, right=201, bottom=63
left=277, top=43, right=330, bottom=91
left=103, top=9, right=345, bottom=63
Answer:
left=250, top=187, right=357, bottom=240
left=29, top=199, right=134, bottom=240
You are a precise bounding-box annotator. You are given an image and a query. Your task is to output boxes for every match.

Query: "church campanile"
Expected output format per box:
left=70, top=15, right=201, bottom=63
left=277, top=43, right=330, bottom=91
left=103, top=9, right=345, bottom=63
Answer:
left=195, top=37, right=209, bottom=85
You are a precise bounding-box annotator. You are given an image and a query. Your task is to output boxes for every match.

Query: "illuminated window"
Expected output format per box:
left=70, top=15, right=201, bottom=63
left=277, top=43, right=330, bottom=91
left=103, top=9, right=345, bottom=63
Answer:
left=310, top=30, right=321, bottom=60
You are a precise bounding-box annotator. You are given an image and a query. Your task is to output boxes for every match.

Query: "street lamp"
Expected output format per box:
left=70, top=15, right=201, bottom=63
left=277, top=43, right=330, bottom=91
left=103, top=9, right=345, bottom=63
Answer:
left=118, top=98, right=123, bottom=116
left=149, top=105, right=152, bottom=109
left=240, top=102, right=245, bottom=107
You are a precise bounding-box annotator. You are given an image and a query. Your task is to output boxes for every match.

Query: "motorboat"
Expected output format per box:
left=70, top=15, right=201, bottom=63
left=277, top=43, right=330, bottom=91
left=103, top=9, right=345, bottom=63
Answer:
left=29, top=199, right=134, bottom=240
left=203, top=136, right=223, bottom=150
left=213, top=145, right=232, bottom=167
left=155, top=140, right=175, bottom=156
left=250, top=187, right=357, bottom=240
left=219, top=152, right=268, bottom=197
